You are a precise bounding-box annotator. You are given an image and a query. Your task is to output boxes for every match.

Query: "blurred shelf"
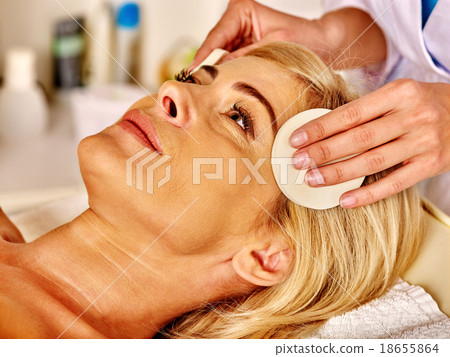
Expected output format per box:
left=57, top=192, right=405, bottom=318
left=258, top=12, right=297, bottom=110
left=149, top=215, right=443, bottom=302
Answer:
left=0, top=185, right=86, bottom=214
left=0, top=95, right=85, bottom=214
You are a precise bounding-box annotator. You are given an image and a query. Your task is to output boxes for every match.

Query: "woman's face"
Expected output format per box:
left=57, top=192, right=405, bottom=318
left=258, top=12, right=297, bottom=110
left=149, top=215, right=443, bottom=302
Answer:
left=78, top=56, right=300, bottom=254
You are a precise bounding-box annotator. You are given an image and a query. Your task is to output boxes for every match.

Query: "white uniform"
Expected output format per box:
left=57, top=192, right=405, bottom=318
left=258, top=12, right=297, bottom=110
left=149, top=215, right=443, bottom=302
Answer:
left=323, top=0, right=450, bottom=84
left=323, top=0, right=450, bottom=214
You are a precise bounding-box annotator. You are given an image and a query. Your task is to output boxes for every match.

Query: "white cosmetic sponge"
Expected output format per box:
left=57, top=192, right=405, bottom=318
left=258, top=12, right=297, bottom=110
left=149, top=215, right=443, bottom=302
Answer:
left=191, top=49, right=229, bottom=73
left=271, top=109, right=365, bottom=209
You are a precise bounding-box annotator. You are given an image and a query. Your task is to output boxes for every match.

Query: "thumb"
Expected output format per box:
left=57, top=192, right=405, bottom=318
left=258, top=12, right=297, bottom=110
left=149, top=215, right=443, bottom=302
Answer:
left=198, top=43, right=260, bottom=68
left=222, top=43, right=262, bottom=62
left=221, top=37, right=278, bottom=63
left=188, top=42, right=222, bottom=73
left=192, top=40, right=272, bottom=70
left=188, top=17, right=241, bottom=72
left=188, top=1, right=251, bottom=71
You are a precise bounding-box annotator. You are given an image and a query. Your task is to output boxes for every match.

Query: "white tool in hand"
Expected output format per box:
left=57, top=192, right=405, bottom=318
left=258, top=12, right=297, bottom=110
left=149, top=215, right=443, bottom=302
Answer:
left=191, top=49, right=229, bottom=73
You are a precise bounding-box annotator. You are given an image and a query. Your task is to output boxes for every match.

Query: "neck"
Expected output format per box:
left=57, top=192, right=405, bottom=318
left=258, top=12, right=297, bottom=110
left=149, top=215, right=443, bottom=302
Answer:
left=16, top=209, right=241, bottom=338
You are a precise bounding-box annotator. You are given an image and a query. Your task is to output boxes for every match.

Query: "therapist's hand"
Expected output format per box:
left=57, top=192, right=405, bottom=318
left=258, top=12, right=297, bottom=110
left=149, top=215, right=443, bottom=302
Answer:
left=187, top=0, right=326, bottom=72
left=188, top=0, right=386, bottom=72
left=290, top=79, right=450, bottom=208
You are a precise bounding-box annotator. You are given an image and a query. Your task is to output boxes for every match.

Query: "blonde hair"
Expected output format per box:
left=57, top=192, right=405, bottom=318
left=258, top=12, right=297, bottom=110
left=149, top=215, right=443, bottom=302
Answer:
left=163, top=42, right=426, bottom=338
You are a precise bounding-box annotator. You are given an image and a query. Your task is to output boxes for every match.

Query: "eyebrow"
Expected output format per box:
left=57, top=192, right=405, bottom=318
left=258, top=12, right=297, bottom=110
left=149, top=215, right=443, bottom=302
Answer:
left=232, top=82, right=276, bottom=132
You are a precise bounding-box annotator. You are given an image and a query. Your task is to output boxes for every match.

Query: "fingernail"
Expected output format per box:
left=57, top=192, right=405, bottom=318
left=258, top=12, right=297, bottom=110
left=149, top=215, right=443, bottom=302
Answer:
left=290, top=130, right=307, bottom=147
left=340, top=194, right=356, bottom=208
left=292, top=152, right=310, bottom=169
left=305, top=170, right=324, bottom=186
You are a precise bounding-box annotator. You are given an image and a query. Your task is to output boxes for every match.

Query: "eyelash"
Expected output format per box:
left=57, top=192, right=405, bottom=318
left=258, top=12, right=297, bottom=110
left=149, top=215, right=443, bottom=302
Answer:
left=174, top=70, right=254, bottom=136
left=174, top=69, right=195, bottom=83
left=228, top=101, right=254, bottom=135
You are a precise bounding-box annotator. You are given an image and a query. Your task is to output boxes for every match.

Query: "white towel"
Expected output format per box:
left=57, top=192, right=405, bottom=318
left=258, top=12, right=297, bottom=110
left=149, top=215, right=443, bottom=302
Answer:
left=310, top=279, right=450, bottom=338
left=9, top=192, right=89, bottom=242
left=9, top=196, right=450, bottom=338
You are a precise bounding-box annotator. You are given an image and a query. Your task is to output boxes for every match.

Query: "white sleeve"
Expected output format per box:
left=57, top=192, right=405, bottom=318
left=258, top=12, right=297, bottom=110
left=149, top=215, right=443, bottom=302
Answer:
left=321, top=0, right=401, bottom=86
left=322, top=0, right=371, bottom=13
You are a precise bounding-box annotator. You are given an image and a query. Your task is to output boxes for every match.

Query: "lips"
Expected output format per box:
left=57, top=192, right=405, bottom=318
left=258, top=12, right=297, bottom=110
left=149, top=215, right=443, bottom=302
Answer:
left=118, top=109, right=162, bottom=153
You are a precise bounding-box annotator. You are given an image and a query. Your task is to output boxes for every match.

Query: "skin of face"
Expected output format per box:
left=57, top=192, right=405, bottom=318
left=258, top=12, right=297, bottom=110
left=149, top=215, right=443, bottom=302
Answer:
left=0, top=56, right=304, bottom=338
left=77, top=56, right=300, bottom=258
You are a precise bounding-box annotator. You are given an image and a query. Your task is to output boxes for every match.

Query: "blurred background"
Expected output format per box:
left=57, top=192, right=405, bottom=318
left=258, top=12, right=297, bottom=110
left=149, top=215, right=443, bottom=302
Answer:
left=0, top=0, right=322, bottom=213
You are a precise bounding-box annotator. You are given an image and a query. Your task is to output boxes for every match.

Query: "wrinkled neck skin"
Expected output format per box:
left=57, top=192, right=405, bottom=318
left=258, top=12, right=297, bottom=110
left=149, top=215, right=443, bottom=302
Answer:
left=8, top=209, right=246, bottom=338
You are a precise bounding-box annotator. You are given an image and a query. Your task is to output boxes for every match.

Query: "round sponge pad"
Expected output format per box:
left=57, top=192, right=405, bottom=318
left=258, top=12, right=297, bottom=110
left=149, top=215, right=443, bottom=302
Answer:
left=271, top=108, right=365, bottom=209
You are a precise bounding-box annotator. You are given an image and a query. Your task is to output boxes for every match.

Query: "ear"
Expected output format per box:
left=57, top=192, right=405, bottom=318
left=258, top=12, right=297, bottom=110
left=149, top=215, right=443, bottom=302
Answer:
left=232, top=242, right=293, bottom=287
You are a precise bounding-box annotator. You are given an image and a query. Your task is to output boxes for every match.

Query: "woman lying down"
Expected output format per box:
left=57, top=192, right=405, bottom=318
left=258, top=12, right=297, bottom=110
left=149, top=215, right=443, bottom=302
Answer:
left=0, top=42, right=449, bottom=338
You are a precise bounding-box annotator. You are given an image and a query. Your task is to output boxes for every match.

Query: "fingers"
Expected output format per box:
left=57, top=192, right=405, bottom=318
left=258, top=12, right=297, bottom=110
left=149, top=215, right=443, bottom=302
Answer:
left=223, top=44, right=260, bottom=61
left=188, top=27, right=235, bottom=72
left=188, top=0, right=251, bottom=72
left=190, top=17, right=288, bottom=70
left=223, top=34, right=288, bottom=62
left=290, top=81, right=401, bottom=148
left=217, top=46, right=255, bottom=64
left=338, top=158, right=429, bottom=208
left=292, top=112, right=408, bottom=168
left=304, top=138, right=412, bottom=187
left=288, top=79, right=450, bottom=207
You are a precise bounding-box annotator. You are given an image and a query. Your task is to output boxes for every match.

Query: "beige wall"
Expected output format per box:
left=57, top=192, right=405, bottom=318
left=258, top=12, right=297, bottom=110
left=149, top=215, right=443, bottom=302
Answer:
left=140, top=0, right=323, bottom=91
left=0, top=0, right=90, bottom=96
left=0, top=0, right=323, bottom=96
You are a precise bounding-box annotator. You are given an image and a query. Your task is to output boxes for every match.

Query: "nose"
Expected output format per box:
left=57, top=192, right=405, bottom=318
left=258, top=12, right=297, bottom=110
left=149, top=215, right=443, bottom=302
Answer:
left=157, top=81, right=193, bottom=128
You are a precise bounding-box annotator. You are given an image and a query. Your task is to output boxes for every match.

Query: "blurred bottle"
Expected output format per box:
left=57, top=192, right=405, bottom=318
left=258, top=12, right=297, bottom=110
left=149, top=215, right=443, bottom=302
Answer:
left=0, top=47, right=48, bottom=141
left=115, top=2, right=140, bottom=83
left=53, top=18, right=85, bottom=88
left=84, top=0, right=114, bottom=86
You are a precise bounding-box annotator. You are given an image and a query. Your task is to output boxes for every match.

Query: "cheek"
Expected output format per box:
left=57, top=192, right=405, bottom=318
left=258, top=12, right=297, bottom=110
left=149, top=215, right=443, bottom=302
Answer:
left=190, top=158, right=279, bottom=224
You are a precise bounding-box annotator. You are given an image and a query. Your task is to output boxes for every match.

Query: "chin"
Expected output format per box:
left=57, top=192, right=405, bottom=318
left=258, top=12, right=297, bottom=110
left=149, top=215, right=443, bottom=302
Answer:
left=78, top=129, right=127, bottom=201
left=76, top=126, right=164, bottom=224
